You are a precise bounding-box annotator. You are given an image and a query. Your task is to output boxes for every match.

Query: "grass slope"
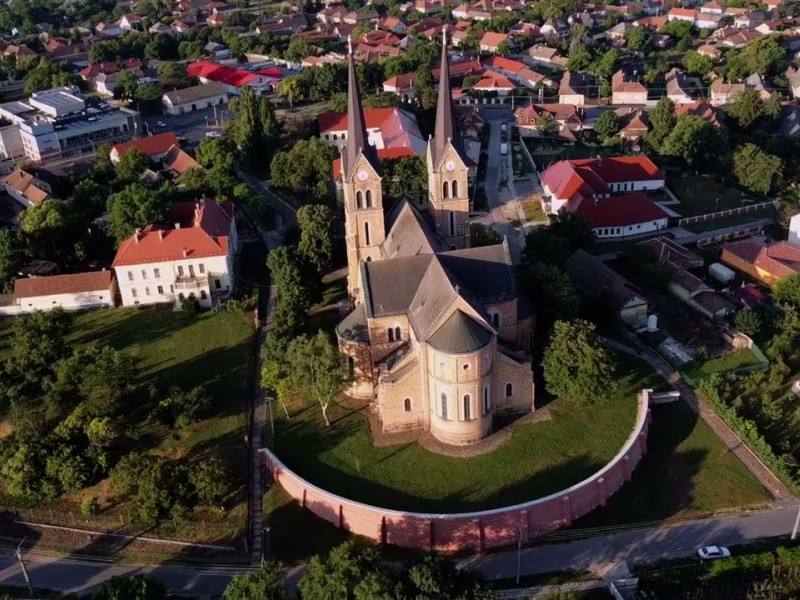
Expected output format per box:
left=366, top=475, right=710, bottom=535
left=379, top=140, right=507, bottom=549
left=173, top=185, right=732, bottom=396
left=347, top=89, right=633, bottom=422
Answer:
left=273, top=366, right=657, bottom=513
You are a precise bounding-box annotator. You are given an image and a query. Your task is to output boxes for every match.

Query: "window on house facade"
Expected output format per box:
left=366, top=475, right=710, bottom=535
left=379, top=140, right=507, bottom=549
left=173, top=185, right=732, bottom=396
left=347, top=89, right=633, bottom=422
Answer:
left=505, top=382, right=513, bottom=397
left=178, top=266, right=184, bottom=277
left=200, top=290, right=207, bottom=300
left=154, top=268, right=160, bottom=278
left=215, top=279, right=221, bottom=289
left=157, top=285, right=164, bottom=294
left=131, top=288, right=138, bottom=298
left=199, top=263, right=205, bottom=274
left=404, top=398, right=412, bottom=412
left=189, top=264, right=195, bottom=277
left=145, top=287, right=150, bottom=296
left=127, top=271, right=134, bottom=281
left=483, top=387, right=490, bottom=414
left=141, top=269, right=147, bottom=279
left=440, top=393, right=448, bottom=420
left=463, top=395, right=471, bottom=421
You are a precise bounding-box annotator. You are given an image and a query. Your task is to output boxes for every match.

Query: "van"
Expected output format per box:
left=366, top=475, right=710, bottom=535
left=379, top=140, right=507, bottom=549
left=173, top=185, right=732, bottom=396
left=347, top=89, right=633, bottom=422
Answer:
left=500, top=143, right=508, bottom=155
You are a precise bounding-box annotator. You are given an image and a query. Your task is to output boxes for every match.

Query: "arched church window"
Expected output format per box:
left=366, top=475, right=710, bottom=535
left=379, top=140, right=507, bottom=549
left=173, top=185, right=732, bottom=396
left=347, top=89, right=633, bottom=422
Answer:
left=449, top=211, right=455, bottom=236
left=348, top=357, right=355, bottom=377
left=394, top=326, right=401, bottom=341
left=440, top=393, right=448, bottom=420
left=463, top=395, right=471, bottom=421
left=490, top=310, right=500, bottom=329
left=364, top=222, right=371, bottom=245
left=366, top=189, right=373, bottom=208
left=388, top=327, right=395, bottom=342
left=505, top=382, right=513, bottom=398
left=404, top=398, right=412, bottom=412
left=442, top=181, right=450, bottom=199
left=356, top=190, right=363, bottom=209
left=452, top=180, right=458, bottom=198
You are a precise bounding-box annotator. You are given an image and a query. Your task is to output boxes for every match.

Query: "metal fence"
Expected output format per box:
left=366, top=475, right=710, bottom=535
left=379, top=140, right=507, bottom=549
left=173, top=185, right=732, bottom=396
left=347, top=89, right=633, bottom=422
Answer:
left=677, top=200, right=776, bottom=226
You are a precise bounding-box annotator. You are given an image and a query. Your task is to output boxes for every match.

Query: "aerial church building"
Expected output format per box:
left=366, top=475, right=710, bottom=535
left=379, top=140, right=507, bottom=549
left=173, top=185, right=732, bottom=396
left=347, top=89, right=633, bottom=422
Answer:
left=336, top=33, right=534, bottom=446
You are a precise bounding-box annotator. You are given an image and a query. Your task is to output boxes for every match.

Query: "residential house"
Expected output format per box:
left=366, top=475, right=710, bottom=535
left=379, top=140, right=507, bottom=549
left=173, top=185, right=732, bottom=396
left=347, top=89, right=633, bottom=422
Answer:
left=616, top=108, right=649, bottom=142
left=611, top=69, right=648, bottom=105
left=186, top=60, right=272, bottom=94
left=786, top=65, right=800, bottom=99
left=149, top=22, right=172, bottom=33
left=95, top=21, right=123, bottom=37
left=515, top=103, right=584, bottom=138
left=700, top=1, right=725, bottom=14
left=525, top=44, right=568, bottom=69
left=318, top=107, right=427, bottom=156
left=541, top=17, right=569, bottom=38
left=110, top=131, right=180, bottom=164
left=558, top=71, right=596, bottom=105
left=479, top=31, right=509, bottom=53
left=668, top=7, right=698, bottom=22
left=540, top=156, right=669, bottom=238
left=565, top=249, right=650, bottom=329
left=204, top=41, right=230, bottom=59
left=7, top=271, right=117, bottom=315
left=607, top=21, right=634, bottom=41
left=376, top=17, right=408, bottom=34
left=162, top=144, right=200, bottom=181
left=112, top=199, right=238, bottom=308
left=721, top=236, right=800, bottom=286
left=383, top=72, right=417, bottom=99
left=119, top=14, right=143, bottom=30
left=665, top=68, right=695, bottom=104
left=745, top=73, right=773, bottom=98
left=483, top=56, right=553, bottom=89
left=471, top=71, right=516, bottom=94
left=698, top=44, right=722, bottom=60
left=162, top=82, right=228, bottom=115
left=675, top=101, right=725, bottom=127
left=695, top=13, right=723, bottom=29
left=2, top=169, right=50, bottom=207
left=633, top=16, right=668, bottom=29
left=709, top=78, right=745, bottom=105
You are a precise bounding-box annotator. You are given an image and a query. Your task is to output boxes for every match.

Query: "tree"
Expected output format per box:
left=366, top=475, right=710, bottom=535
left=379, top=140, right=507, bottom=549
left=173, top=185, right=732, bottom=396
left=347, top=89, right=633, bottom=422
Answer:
left=45, top=445, right=90, bottom=493
left=732, top=143, right=782, bottom=193
left=267, top=245, right=314, bottom=316
left=381, top=156, right=427, bottom=202
left=727, top=89, right=768, bottom=129
left=196, top=135, right=238, bottom=173
left=542, top=319, right=617, bottom=405
left=5, top=309, right=73, bottom=387
left=156, top=385, right=211, bottom=428
left=0, top=229, right=25, bottom=293
left=735, top=308, right=762, bottom=336
left=112, top=69, right=140, bottom=101
left=536, top=114, right=557, bottom=135
left=594, top=110, right=619, bottom=140
left=298, top=542, right=380, bottom=600
left=286, top=331, right=347, bottom=426
left=594, top=49, right=619, bottom=80
left=520, top=263, right=580, bottom=321
left=625, top=27, right=648, bottom=52
left=682, top=51, right=713, bottom=76
left=189, top=458, right=228, bottom=505
left=567, top=42, right=593, bottom=72
left=93, top=575, right=167, bottom=600
left=296, top=204, right=336, bottom=271
left=470, top=223, right=503, bottom=247
left=327, top=92, right=348, bottom=112
left=285, top=35, right=312, bottom=63
left=224, top=560, right=288, bottom=600
left=157, top=61, right=194, bottom=89
left=115, top=148, right=151, bottom=183
left=270, top=138, right=337, bottom=201
left=107, top=183, right=173, bottom=244
left=647, top=97, right=676, bottom=152
left=774, top=274, right=800, bottom=306
left=231, top=87, right=282, bottom=174
left=0, top=441, right=57, bottom=505
left=662, top=114, right=719, bottom=166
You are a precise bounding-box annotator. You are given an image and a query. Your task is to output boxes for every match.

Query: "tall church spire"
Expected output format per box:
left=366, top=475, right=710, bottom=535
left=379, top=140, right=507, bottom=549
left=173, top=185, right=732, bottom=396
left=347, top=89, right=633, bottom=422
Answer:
left=432, top=27, right=457, bottom=165
left=344, top=36, right=379, bottom=178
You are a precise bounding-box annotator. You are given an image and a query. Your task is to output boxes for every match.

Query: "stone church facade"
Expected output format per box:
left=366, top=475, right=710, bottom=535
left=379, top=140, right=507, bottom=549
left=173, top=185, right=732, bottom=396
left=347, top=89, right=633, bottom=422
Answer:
left=336, top=35, right=535, bottom=446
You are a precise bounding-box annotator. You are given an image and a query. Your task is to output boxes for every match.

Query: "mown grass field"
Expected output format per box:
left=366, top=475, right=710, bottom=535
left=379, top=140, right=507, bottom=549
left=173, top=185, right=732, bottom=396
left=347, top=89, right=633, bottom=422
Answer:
left=685, top=349, right=763, bottom=382
left=0, top=307, right=256, bottom=542
left=273, top=365, right=657, bottom=513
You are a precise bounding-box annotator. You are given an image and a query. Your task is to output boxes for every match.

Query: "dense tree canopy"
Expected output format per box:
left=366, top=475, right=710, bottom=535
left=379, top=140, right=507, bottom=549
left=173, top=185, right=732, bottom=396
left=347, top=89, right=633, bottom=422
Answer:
left=107, top=183, right=174, bottom=244
left=270, top=138, right=337, bottom=202
left=296, top=204, right=337, bottom=271
left=732, top=143, right=782, bottom=194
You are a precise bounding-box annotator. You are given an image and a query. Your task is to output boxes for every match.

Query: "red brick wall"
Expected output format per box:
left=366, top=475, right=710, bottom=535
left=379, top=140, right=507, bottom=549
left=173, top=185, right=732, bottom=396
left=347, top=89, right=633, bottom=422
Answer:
left=262, top=391, right=652, bottom=552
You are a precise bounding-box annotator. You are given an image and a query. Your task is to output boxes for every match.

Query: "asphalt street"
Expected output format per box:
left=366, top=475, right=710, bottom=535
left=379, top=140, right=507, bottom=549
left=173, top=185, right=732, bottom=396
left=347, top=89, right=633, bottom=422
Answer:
left=462, top=504, right=799, bottom=580
left=140, top=105, right=230, bottom=147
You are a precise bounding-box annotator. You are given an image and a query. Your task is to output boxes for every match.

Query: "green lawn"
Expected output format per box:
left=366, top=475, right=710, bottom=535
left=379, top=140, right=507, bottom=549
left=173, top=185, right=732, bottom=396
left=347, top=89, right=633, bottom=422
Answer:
left=668, top=174, right=759, bottom=217
left=273, top=366, right=658, bottom=513
left=0, top=307, right=256, bottom=541
left=574, top=402, right=770, bottom=528
left=521, top=198, right=548, bottom=223
left=685, top=349, right=763, bottom=382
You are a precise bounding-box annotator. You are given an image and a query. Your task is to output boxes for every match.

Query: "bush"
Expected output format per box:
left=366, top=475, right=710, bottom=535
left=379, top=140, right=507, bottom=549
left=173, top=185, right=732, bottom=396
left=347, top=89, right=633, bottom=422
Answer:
left=180, top=295, right=200, bottom=315
left=156, top=385, right=211, bottom=428
left=81, top=495, right=99, bottom=517
left=189, top=458, right=229, bottom=505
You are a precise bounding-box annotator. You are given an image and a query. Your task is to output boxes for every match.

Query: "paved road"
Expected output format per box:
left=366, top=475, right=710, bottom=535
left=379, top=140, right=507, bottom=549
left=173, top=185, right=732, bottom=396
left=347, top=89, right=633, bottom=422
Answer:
left=462, top=504, right=799, bottom=580
left=0, top=551, right=242, bottom=596
left=140, top=106, right=230, bottom=147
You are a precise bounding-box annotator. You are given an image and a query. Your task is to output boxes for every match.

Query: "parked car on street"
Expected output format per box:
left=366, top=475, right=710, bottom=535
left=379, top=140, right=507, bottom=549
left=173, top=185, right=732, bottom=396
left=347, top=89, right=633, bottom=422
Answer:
left=698, top=546, right=731, bottom=560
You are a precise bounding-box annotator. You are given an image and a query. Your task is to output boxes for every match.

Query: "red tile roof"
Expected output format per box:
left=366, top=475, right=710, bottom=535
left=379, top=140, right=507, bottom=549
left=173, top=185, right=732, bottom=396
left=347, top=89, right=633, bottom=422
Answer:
left=112, top=200, right=233, bottom=266
left=574, top=193, right=669, bottom=228
left=479, top=31, right=508, bottom=48
left=570, top=156, right=663, bottom=183
left=79, top=58, right=141, bottom=78
left=724, top=237, right=800, bottom=280
left=472, top=71, right=516, bottom=89
left=186, top=60, right=257, bottom=88
left=14, top=270, right=113, bottom=299
left=332, top=147, right=415, bottom=181
left=162, top=144, right=200, bottom=175
left=111, top=132, right=180, bottom=159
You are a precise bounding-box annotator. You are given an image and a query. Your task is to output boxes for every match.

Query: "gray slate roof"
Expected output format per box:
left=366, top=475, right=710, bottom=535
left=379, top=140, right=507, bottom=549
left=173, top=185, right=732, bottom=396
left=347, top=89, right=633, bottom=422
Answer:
left=428, top=310, right=492, bottom=354
left=565, top=249, right=647, bottom=310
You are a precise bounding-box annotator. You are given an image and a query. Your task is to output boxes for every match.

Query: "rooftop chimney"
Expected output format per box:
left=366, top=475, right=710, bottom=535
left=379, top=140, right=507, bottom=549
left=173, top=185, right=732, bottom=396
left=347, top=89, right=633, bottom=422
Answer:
left=134, top=227, right=141, bottom=243
left=182, top=247, right=188, bottom=258
left=158, top=229, right=164, bottom=240
left=175, top=222, right=181, bottom=229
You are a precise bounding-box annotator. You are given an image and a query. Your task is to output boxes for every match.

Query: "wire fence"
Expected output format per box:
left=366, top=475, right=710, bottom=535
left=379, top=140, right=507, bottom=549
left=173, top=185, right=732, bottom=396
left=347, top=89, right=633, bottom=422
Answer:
left=677, top=200, right=776, bottom=226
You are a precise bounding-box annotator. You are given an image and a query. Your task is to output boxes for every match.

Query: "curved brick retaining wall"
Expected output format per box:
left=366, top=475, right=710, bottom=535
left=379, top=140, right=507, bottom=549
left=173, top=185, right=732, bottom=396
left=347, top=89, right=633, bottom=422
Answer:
left=260, top=390, right=652, bottom=551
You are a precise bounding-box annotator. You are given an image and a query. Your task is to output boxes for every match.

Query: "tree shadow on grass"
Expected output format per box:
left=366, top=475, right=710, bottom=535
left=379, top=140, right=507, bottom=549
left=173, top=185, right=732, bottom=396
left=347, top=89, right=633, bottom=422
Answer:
left=572, top=402, right=707, bottom=529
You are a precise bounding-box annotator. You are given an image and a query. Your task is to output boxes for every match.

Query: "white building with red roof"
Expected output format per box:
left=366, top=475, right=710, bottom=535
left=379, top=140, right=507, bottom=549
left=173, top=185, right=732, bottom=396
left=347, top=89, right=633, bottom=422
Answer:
left=186, top=61, right=273, bottom=95
left=318, top=107, right=427, bottom=156
left=4, top=271, right=117, bottom=315
left=112, top=199, right=238, bottom=308
left=540, top=156, right=669, bottom=239
left=110, top=131, right=180, bottom=164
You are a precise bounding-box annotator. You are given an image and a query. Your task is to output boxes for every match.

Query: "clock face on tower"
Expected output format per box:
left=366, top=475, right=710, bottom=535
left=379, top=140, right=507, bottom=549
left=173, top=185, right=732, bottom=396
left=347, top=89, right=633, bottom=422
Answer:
left=357, top=170, right=368, bottom=181
left=445, top=160, right=455, bottom=172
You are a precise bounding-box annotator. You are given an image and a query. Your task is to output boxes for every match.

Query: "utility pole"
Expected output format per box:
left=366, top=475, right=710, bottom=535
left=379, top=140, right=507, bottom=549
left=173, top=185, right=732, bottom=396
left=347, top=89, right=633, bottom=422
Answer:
left=15, top=538, right=33, bottom=597
left=791, top=505, right=800, bottom=541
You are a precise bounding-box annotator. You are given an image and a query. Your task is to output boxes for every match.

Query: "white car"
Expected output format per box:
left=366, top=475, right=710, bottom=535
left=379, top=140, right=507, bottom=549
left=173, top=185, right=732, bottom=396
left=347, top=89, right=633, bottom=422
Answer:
left=156, top=121, right=167, bottom=128
left=205, top=130, right=221, bottom=138
left=698, top=546, right=731, bottom=560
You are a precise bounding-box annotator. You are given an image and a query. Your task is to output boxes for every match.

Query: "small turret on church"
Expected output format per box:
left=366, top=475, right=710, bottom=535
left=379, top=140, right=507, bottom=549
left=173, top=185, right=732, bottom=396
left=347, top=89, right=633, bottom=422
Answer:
left=427, top=29, right=470, bottom=250
left=341, top=38, right=386, bottom=302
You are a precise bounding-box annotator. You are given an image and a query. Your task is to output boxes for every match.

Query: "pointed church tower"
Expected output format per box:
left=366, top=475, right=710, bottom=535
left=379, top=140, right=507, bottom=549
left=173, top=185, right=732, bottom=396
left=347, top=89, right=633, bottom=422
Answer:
left=341, top=37, right=386, bottom=302
left=427, top=28, right=470, bottom=250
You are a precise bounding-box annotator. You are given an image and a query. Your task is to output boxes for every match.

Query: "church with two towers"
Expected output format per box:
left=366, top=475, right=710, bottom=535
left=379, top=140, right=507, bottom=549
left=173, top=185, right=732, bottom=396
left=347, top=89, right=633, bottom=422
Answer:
left=335, top=35, right=535, bottom=446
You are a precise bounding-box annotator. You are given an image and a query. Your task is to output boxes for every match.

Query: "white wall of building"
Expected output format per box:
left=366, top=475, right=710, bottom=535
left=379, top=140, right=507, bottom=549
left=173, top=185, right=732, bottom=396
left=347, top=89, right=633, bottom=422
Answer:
left=788, top=213, right=800, bottom=249
left=594, top=218, right=668, bottom=239
left=162, top=93, right=228, bottom=116
left=114, top=254, right=232, bottom=308
left=611, top=91, right=648, bottom=105
left=14, top=289, right=114, bottom=314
